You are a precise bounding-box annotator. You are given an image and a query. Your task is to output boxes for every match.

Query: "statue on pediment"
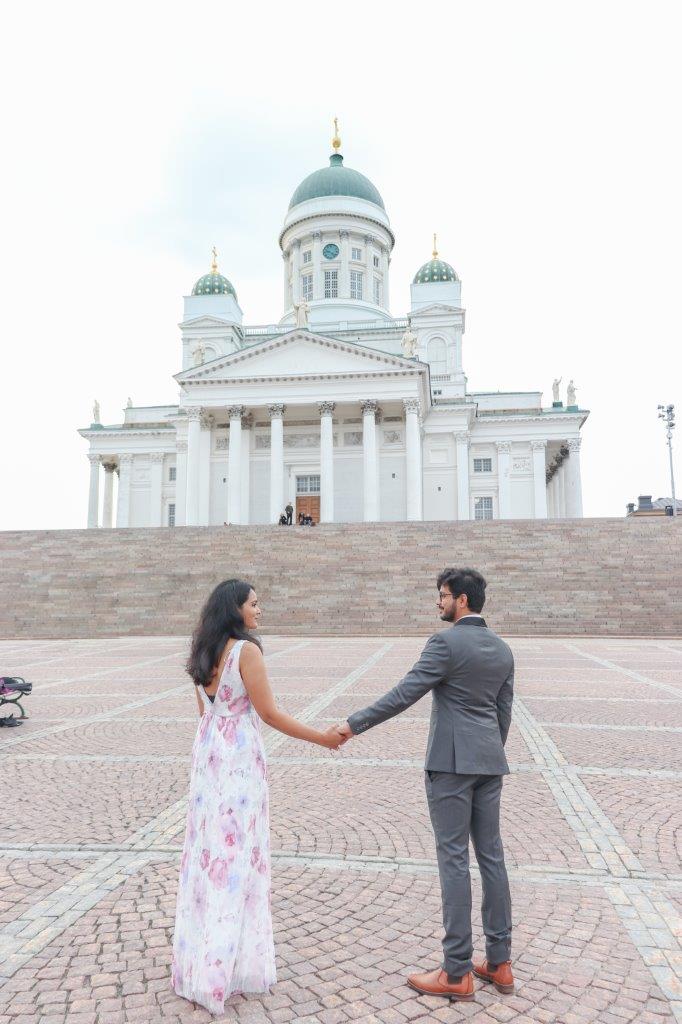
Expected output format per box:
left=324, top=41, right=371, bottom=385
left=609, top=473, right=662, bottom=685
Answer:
left=294, top=300, right=310, bottom=329
left=401, top=321, right=418, bottom=359
left=126, top=397, right=133, bottom=408
left=567, top=379, right=577, bottom=406
left=92, top=399, right=100, bottom=424
left=193, top=343, right=206, bottom=367
left=552, top=377, right=562, bottom=403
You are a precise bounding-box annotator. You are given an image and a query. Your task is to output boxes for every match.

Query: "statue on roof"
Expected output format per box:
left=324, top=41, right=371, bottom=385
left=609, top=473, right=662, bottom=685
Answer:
left=401, top=320, right=418, bottom=359
left=92, top=399, right=100, bottom=424
left=126, top=397, right=133, bottom=408
left=552, top=377, right=562, bottom=403
left=294, top=299, right=310, bottom=329
left=566, top=379, right=577, bottom=406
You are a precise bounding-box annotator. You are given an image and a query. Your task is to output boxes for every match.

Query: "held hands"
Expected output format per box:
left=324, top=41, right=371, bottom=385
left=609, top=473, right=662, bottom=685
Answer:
left=319, top=722, right=354, bottom=750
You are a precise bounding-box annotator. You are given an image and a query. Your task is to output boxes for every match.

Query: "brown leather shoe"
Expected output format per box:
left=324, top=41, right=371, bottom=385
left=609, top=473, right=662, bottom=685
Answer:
left=473, top=959, right=515, bottom=994
left=407, top=967, right=475, bottom=1001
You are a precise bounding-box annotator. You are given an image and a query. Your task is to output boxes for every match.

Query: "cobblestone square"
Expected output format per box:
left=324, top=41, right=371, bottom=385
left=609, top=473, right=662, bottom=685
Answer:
left=1, top=636, right=681, bottom=1023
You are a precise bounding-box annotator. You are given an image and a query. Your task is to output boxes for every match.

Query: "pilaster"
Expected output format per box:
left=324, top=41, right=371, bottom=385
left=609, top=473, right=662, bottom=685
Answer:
left=319, top=401, right=335, bottom=523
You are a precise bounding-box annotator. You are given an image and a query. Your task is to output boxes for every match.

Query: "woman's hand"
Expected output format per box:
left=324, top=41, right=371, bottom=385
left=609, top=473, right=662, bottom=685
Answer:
left=318, top=725, right=347, bottom=750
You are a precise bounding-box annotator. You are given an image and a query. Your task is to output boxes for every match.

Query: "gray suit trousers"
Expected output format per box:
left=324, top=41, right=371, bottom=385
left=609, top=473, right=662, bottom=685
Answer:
left=425, top=771, right=512, bottom=976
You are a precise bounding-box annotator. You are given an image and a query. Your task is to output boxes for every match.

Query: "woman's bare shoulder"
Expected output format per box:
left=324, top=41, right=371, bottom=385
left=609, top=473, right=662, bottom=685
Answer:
left=240, top=639, right=264, bottom=663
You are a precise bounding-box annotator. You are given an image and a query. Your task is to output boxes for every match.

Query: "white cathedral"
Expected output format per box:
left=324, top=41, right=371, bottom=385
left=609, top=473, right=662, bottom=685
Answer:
left=80, top=125, right=588, bottom=529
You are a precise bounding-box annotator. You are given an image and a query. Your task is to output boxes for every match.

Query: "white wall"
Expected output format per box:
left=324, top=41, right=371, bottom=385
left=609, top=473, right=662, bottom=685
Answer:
left=423, top=434, right=456, bottom=521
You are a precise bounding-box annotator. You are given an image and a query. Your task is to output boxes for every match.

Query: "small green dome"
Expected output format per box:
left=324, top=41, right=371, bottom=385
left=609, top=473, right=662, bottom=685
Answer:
left=289, top=153, right=385, bottom=211
left=192, top=271, right=237, bottom=297
left=413, top=257, right=459, bottom=284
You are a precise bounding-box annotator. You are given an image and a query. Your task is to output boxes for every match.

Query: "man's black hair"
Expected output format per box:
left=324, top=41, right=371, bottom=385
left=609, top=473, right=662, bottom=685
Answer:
left=436, top=567, right=487, bottom=614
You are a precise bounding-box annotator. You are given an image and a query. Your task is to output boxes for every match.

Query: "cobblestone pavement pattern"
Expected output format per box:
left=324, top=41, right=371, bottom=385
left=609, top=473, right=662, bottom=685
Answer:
left=1, top=636, right=681, bottom=1023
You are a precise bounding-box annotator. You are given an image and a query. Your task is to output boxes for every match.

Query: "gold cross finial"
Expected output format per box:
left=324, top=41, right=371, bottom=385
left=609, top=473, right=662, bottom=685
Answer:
left=332, top=117, right=341, bottom=151
left=432, top=233, right=438, bottom=260
left=210, top=246, right=218, bottom=273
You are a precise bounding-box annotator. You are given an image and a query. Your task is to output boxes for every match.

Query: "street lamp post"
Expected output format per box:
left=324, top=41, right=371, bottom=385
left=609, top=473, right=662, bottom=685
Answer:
left=658, top=404, right=677, bottom=516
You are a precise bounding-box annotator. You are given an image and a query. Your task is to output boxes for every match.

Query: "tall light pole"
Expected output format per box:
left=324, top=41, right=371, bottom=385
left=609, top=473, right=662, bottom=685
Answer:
left=658, top=404, right=677, bottom=516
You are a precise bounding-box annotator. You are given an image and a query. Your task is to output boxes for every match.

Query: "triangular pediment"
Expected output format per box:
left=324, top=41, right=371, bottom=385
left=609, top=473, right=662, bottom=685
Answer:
left=180, top=314, right=241, bottom=330
left=175, top=329, right=423, bottom=383
left=411, top=303, right=462, bottom=316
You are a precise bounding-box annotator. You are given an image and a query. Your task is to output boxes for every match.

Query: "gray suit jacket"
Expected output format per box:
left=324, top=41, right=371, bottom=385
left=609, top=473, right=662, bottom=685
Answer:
left=347, top=617, right=514, bottom=775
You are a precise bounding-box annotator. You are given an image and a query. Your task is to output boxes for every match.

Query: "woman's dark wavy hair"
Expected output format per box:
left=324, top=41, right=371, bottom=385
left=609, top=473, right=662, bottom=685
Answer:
left=186, top=578, right=262, bottom=687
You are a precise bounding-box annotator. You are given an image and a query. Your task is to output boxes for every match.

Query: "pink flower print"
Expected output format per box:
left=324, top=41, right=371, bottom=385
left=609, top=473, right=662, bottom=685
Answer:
left=217, top=717, right=237, bottom=744
left=208, top=857, right=230, bottom=889
left=218, top=684, right=233, bottom=702
left=250, top=847, right=261, bottom=868
left=191, top=880, right=208, bottom=918
left=207, top=751, right=220, bottom=779
left=228, top=694, right=250, bottom=716
left=200, top=849, right=210, bottom=870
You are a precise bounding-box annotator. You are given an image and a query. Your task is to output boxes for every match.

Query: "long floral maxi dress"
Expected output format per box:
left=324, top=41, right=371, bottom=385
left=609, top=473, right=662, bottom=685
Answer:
left=171, top=639, right=276, bottom=1013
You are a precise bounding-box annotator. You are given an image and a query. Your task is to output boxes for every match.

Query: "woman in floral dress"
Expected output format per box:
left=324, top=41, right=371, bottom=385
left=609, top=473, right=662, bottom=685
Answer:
left=171, top=579, right=343, bottom=1015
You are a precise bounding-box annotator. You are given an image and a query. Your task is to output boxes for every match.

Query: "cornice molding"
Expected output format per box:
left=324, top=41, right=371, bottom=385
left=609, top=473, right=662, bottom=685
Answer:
left=79, top=427, right=175, bottom=439
left=181, top=369, right=423, bottom=388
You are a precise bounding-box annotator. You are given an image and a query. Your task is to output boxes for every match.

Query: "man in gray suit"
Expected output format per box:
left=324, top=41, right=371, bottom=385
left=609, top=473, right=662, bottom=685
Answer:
left=336, top=567, right=515, bottom=1002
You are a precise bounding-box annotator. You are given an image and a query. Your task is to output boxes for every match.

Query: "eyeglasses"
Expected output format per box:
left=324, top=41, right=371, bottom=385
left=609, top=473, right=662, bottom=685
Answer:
left=438, top=591, right=454, bottom=601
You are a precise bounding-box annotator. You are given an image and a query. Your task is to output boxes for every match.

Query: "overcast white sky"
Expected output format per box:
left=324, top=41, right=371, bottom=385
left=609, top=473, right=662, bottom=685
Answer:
left=1, top=0, right=680, bottom=529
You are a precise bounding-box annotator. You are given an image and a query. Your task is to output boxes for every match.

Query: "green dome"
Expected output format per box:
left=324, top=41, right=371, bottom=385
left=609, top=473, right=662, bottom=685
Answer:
left=192, top=270, right=237, bottom=297
left=413, top=257, right=459, bottom=284
left=289, top=153, right=385, bottom=211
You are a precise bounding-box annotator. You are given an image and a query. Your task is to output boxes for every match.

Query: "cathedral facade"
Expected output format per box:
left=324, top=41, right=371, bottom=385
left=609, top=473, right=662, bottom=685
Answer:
left=80, top=128, right=588, bottom=529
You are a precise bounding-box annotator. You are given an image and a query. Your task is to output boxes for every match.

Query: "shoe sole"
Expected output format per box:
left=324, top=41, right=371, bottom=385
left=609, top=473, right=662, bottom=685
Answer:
left=473, top=969, right=514, bottom=994
left=407, top=980, right=474, bottom=1000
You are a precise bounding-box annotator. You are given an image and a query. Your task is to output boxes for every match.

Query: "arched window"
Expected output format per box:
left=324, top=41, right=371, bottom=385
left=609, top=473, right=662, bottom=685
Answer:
left=427, top=337, right=448, bottom=375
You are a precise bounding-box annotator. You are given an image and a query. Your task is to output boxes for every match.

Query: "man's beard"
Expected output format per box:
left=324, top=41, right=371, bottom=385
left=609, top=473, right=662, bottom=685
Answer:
left=440, top=608, right=456, bottom=623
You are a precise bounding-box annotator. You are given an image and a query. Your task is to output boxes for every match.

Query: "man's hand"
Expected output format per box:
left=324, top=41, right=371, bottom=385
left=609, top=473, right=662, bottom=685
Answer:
left=336, top=721, right=353, bottom=744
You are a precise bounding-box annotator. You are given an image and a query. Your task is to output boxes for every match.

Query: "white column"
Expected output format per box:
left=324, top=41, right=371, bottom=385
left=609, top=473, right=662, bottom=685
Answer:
left=547, top=470, right=556, bottom=518
left=175, top=441, right=187, bottom=526
left=339, top=230, right=350, bottom=298
left=116, top=454, right=133, bottom=528
left=404, top=399, right=423, bottom=521
left=227, top=405, right=244, bottom=524
left=312, top=232, right=322, bottom=300
left=198, top=412, right=213, bottom=525
left=282, top=250, right=290, bottom=312
left=241, top=414, right=252, bottom=525
left=564, top=438, right=583, bottom=517
left=292, top=240, right=301, bottom=305
left=319, top=401, right=335, bottom=523
left=185, top=407, right=202, bottom=526
left=361, top=399, right=379, bottom=521
left=496, top=442, right=512, bottom=520
left=556, top=459, right=566, bottom=518
left=455, top=432, right=470, bottom=520
left=102, top=461, right=116, bottom=528
left=381, top=246, right=390, bottom=312
left=268, top=404, right=285, bottom=524
left=87, top=455, right=100, bottom=528
left=531, top=441, right=548, bottom=519
left=149, top=453, right=164, bottom=527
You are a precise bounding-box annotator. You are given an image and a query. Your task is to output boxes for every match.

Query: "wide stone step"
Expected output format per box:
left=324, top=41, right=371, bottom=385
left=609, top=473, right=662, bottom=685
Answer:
left=0, top=518, right=680, bottom=637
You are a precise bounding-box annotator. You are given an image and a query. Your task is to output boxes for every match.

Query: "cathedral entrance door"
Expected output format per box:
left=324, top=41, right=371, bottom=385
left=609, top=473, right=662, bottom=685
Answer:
left=295, top=474, right=321, bottom=524
left=296, top=495, right=320, bottom=523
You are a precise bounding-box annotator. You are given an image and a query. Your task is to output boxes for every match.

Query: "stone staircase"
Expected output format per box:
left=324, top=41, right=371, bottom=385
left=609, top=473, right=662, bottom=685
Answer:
left=0, top=518, right=680, bottom=638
